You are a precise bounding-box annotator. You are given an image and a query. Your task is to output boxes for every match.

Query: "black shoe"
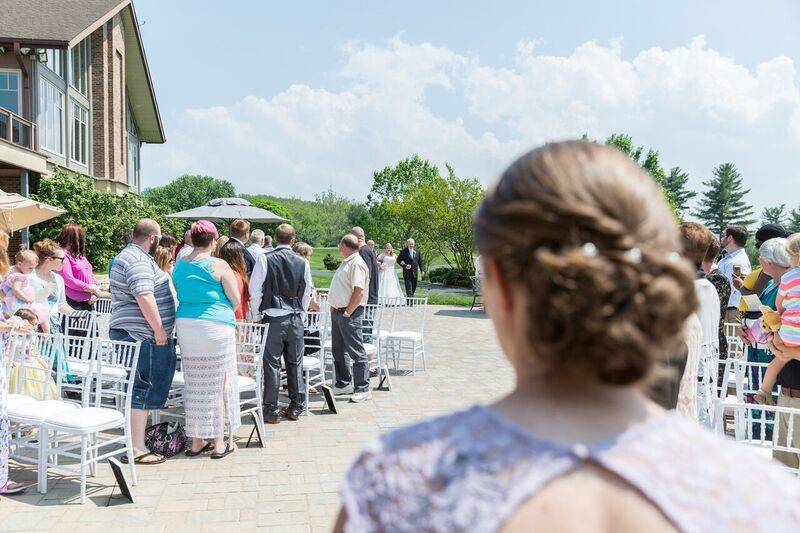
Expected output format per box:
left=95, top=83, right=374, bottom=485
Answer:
left=265, top=412, right=281, bottom=424
left=283, top=406, right=303, bottom=421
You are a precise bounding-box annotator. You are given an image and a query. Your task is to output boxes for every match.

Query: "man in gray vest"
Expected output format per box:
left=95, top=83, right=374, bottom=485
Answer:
left=249, top=223, right=312, bottom=423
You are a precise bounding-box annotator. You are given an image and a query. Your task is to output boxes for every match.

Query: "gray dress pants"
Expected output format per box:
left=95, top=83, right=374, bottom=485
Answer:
left=263, top=314, right=306, bottom=414
left=331, top=307, right=369, bottom=393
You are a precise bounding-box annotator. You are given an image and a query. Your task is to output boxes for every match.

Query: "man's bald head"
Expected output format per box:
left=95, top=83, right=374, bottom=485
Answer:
left=339, top=234, right=360, bottom=258
left=133, top=218, right=160, bottom=242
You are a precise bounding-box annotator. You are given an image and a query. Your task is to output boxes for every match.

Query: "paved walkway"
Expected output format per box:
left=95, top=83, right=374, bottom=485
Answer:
left=0, top=306, right=511, bottom=532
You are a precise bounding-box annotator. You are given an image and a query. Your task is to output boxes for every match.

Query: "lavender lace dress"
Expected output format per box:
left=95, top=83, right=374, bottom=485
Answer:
left=0, top=341, right=8, bottom=489
left=342, top=406, right=800, bottom=532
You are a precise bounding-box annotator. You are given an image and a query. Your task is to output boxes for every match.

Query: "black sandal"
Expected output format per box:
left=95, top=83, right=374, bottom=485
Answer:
left=210, top=444, right=235, bottom=459
left=120, top=452, right=166, bottom=465
left=185, top=442, right=214, bottom=457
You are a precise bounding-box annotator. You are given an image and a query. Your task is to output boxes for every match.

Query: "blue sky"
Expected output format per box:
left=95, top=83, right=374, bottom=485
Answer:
left=136, top=0, right=800, bottom=215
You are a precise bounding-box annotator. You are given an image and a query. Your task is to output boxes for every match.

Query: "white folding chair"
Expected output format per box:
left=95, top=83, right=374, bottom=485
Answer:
left=5, top=333, right=87, bottom=490
left=714, top=399, right=800, bottom=477
left=39, top=337, right=141, bottom=502
left=302, top=311, right=328, bottom=413
left=385, top=297, right=428, bottom=374
left=697, top=341, right=721, bottom=426
left=236, top=322, right=268, bottom=446
left=724, top=322, right=745, bottom=360
left=93, top=298, right=113, bottom=315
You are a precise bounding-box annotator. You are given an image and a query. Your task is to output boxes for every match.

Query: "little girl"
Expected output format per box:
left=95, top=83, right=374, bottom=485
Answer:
left=754, top=234, right=800, bottom=405
left=1, top=250, right=39, bottom=318
left=6, top=309, right=57, bottom=401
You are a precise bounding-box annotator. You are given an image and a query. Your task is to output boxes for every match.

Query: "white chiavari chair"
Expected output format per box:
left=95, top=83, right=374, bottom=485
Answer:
left=236, top=322, right=268, bottom=446
left=301, top=311, right=327, bottom=413
left=724, top=322, right=745, bottom=360
left=92, top=297, right=113, bottom=315
left=714, top=399, right=800, bottom=477
left=384, top=296, right=428, bottom=374
left=39, top=337, right=141, bottom=501
left=697, top=341, right=721, bottom=426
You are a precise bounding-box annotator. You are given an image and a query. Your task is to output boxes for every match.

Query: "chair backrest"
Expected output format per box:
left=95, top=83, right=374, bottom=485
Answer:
left=360, top=304, right=383, bottom=341
left=724, top=322, right=745, bottom=360
left=725, top=358, right=776, bottom=402
left=6, top=333, right=60, bottom=400
left=303, top=310, right=328, bottom=357
left=90, top=337, right=141, bottom=412
left=392, top=297, right=428, bottom=335
left=697, top=341, right=721, bottom=425
left=93, top=297, right=113, bottom=315
left=91, top=311, right=111, bottom=339
left=64, top=311, right=96, bottom=338
left=235, top=322, right=268, bottom=380
left=316, top=290, right=329, bottom=311
left=714, top=399, right=800, bottom=477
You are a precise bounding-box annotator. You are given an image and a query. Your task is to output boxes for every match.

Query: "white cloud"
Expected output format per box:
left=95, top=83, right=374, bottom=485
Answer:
left=145, top=35, right=800, bottom=214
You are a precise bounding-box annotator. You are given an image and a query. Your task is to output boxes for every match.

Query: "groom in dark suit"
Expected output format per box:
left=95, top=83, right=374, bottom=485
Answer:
left=397, top=238, right=425, bottom=298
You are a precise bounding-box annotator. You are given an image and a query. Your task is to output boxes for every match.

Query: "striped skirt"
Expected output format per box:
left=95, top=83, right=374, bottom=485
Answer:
left=176, top=319, right=241, bottom=439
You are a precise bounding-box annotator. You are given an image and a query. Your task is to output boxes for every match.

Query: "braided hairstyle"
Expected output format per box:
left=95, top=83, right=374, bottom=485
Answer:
left=474, top=141, right=697, bottom=385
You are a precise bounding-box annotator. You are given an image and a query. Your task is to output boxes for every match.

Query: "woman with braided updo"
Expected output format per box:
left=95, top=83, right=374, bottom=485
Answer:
left=335, top=141, right=800, bottom=532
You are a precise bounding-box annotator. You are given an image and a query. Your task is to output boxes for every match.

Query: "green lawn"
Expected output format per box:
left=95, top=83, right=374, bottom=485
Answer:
left=312, top=273, right=474, bottom=307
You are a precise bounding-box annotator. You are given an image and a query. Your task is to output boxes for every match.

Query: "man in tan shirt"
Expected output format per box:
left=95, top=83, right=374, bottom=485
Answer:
left=328, top=234, right=372, bottom=402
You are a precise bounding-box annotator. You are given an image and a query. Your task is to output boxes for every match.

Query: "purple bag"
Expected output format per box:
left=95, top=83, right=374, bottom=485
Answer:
left=144, top=422, right=187, bottom=458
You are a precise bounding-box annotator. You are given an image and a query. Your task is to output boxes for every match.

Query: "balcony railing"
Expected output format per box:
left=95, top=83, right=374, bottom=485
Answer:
left=0, top=107, right=37, bottom=151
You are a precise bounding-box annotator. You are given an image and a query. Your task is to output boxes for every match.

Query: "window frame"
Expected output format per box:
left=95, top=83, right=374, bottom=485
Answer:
left=69, top=99, right=89, bottom=166
left=42, top=48, right=65, bottom=79
left=69, top=39, right=90, bottom=96
left=38, top=77, right=65, bottom=156
left=0, top=68, right=22, bottom=115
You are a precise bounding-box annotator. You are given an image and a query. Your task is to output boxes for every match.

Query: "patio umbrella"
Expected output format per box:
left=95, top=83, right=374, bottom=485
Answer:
left=166, top=197, right=288, bottom=224
left=0, top=191, right=65, bottom=232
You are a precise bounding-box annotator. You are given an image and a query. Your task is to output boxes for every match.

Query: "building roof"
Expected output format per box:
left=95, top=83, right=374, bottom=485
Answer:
left=0, top=0, right=165, bottom=143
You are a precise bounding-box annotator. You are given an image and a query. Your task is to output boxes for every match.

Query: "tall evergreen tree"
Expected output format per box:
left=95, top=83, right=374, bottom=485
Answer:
left=788, top=207, right=800, bottom=234
left=661, top=167, right=697, bottom=216
left=692, top=163, right=756, bottom=234
left=761, top=204, right=787, bottom=227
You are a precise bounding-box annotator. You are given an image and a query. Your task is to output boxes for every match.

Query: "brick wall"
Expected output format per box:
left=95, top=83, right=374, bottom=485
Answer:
left=0, top=174, right=23, bottom=254
left=90, top=14, right=127, bottom=183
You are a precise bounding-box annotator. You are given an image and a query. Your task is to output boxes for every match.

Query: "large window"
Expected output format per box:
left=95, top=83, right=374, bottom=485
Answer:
left=0, top=70, right=21, bottom=114
left=70, top=100, right=88, bottom=165
left=69, top=39, right=89, bottom=95
left=42, top=49, right=64, bottom=78
left=39, top=78, right=64, bottom=154
left=127, top=138, right=139, bottom=186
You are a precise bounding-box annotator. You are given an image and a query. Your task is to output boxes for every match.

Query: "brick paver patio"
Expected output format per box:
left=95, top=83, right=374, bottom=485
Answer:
left=0, top=306, right=510, bottom=532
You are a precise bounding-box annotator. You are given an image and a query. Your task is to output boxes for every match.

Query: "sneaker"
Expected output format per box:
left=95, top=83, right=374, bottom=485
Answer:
left=333, top=384, right=354, bottom=396
left=350, top=390, right=373, bottom=403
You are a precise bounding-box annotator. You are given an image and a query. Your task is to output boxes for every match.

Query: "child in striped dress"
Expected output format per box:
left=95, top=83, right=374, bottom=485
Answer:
left=755, top=234, right=800, bottom=405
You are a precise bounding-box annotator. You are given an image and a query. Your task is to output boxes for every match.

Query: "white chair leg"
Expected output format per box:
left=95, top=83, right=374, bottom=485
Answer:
left=125, top=423, right=138, bottom=486
left=79, top=436, right=87, bottom=504
left=37, top=427, right=48, bottom=494
left=304, top=373, right=310, bottom=415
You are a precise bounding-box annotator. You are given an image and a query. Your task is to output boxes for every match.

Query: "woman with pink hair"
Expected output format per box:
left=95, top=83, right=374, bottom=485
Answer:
left=172, top=221, right=241, bottom=459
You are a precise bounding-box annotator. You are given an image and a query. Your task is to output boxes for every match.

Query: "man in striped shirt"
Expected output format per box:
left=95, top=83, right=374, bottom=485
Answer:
left=109, top=219, right=177, bottom=465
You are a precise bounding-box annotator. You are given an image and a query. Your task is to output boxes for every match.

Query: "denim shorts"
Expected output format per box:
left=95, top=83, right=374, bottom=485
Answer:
left=109, top=329, right=177, bottom=410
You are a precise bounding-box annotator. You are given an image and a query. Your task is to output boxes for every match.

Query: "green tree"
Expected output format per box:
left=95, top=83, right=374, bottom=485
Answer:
left=788, top=207, right=800, bottom=234
left=394, top=164, right=484, bottom=274
left=142, top=174, right=235, bottom=214
left=692, top=163, right=756, bottom=235
left=761, top=204, right=787, bottom=227
left=31, top=167, right=182, bottom=267
left=662, top=167, right=697, bottom=216
left=604, top=133, right=678, bottom=216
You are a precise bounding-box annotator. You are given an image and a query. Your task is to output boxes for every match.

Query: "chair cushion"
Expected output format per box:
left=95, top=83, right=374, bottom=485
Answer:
left=302, top=356, right=321, bottom=369
left=45, top=406, right=124, bottom=430
left=70, top=360, right=128, bottom=379
left=8, top=400, right=78, bottom=422
left=238, top=375, right=256, bottom=391
left=386, top=330, right=422, bottom=341
left=7, top=394, right=37, bottom=407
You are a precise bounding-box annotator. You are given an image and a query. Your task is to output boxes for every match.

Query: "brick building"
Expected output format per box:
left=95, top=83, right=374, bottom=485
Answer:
left=0, top=0, right=164, bottom=245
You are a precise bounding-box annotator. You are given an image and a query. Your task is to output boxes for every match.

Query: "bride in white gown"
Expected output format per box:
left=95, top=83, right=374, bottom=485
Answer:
left=377, top=243, right=404, bottom=300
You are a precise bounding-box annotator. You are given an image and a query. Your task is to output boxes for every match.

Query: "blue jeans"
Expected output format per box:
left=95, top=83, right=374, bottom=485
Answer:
left=110, top=329, right=177, bottom=410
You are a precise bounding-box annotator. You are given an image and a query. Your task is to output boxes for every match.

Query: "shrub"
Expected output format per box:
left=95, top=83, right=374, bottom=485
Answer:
left=427, top=267, right=472, bottom=287
left=323, top=253, right=341, bottom=271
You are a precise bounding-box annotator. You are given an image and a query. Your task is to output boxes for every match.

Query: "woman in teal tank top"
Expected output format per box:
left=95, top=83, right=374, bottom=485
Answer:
left=172, top=220, right=241, bottom=459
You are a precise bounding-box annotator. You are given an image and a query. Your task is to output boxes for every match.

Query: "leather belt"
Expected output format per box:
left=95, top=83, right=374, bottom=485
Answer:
left=780, top=388, right=800, bottom=399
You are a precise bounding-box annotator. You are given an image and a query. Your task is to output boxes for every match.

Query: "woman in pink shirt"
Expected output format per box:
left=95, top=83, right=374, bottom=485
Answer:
left=56, top=223, right=100, bottom=310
